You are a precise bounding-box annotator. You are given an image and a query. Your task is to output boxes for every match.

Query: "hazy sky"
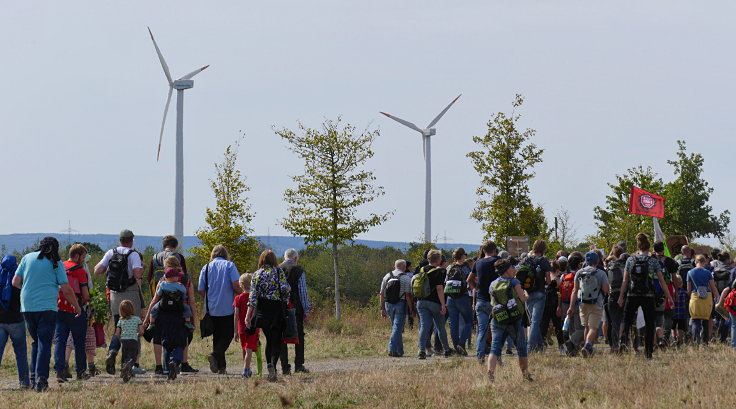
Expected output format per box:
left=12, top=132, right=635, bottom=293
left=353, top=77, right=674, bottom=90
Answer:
left=2, top=1, right=734, bottom=246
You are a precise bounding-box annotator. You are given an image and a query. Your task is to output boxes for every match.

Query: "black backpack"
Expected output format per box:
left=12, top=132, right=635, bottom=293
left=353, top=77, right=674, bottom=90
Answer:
left=520, top=255, right=544, bottom=291
left=629, top=256, right=653, bottom=296
left=384, top=272, right=403, bottom=304
left=713, top=263, right=732, bottom=295
left=444, top=264, right=468, bottom=298
left=106, top=248, right=135, bottom=292
left=677, top=259, right=695, bottom=280
left=159, top=289, right=184, bottom=313
left=607, top=259, right=624, bottom=294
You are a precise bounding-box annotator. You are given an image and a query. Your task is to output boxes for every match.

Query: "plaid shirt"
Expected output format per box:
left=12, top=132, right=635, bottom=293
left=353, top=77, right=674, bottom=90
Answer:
left=673, top=288, right=689, bottom=320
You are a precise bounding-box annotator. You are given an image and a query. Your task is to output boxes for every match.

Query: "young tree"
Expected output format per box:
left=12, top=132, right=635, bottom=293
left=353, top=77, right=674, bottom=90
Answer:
left=662, top=140, right=730, bottom=239
left=593, top=166, right=665, bottom=249
left=190, top=139, right=260, bottom=274
left=467, top=94, right=548, bottom=245
left=276, top=118, right=391, bottom=319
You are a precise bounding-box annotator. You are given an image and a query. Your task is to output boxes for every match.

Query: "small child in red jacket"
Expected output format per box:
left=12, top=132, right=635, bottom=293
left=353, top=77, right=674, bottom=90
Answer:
left=234, top=273, right=259, bottom=378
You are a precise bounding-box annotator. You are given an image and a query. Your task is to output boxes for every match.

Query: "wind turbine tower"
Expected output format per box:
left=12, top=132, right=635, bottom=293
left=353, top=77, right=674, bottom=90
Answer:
left=380, top=94, right=461, bottom=243
left=148, top=27, right=209, bottom=240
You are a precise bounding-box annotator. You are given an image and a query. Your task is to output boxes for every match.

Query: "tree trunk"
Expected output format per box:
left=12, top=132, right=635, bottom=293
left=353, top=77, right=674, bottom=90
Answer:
left=332, top=242, right=341, bottom=320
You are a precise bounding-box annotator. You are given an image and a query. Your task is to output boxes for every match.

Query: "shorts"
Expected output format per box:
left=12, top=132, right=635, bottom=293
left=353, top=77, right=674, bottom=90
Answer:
left=672, top=318, right=687, bottom=331
left=239, top=330, right=259, bottom=351
left=579, top=304, right=603, bottom=328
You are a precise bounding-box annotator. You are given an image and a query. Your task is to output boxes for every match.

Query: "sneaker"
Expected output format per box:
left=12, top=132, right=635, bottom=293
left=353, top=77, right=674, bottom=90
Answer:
left=444, top=349, right=454, bottom=358
left=455, top=345, right=468, bottom=356
left=185, top=322, right=195, bottom=331
left=487, top=372, right=494, bottom=382
left=167, top=361, right=178, bottom=381
left=63, top=364, right=72, bottom=380
left=267, top=364, right=277, bottom=382
left=131, top=365, right=146, bottom=375
left=121, top=360, right=134, bottom=383
left=418, top=351, right=427, bottom=360
left=180, top=362, right=198, bottom=373
left=281, top=365, right=291, bottom=376
left=76, top=372, right=91, bottom=381
left=207, top=354, right=218, bottom=374
left=580, top=344, right=594, bottom=358
left=105, top=351, right=117, bottom=375
left=523, top=372, right=534, bottom=382
left=56, top=372, right=68, bottom=384
left=295, top=366, right=310, bottom=373
left=88, top=364, right=100, bottom=377
left=242, top=368, right=252, bottom=378
left=154, top=365, right=164, bottom=375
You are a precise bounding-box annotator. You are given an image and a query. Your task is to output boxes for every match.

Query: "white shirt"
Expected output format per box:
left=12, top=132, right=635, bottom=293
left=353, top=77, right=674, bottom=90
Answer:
left=99, top=246, right=143, bottom=279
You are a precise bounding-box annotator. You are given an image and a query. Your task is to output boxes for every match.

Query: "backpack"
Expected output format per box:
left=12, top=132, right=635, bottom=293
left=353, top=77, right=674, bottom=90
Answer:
left=559, top=272, right=576, bottom=303
left=515, top=265, right=537, bottom=291
left=444, top=264, right=468, bottom=298
left=606, top=259, right=624, bottom=294
left=520, top=255, right=545, bottom=291
left=412, top=267, right=437, bottom=299
left=0, top=255, right=17, bottom=312
left=724, top=288, right=736, bottom=316
left=106, top=248, right=135, bottom=292
left=151, top=250, right=175, bottom=285
left=490, top=279, right=523, bottom=325
left=578, top=267, right=601, bottom=304
left=384, top=272, right=403, bottom=304
left=629, top=256, right=653, bottom=296
left=713, top=263, right=732, bottom=295
left=159, top=289, right=184, bottom=313
left=677, top=259, right=695, bottom=280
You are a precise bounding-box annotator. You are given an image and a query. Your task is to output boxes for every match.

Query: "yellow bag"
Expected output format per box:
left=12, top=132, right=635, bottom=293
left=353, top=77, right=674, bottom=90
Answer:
left=689, top=292, right=713, bottom=320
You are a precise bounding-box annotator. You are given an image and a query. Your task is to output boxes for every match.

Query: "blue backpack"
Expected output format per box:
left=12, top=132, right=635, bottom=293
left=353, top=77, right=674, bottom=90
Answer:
left=0, top=255, right=18, bottom=312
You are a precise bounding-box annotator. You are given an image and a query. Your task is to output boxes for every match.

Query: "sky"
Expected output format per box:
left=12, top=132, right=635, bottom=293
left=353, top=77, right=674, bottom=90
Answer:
left=1, top=1, right=734, bottom=246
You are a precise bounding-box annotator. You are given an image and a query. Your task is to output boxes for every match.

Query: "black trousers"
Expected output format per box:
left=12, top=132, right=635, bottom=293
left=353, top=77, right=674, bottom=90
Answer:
left=279, top=313, right=305, bottom=370
left=619, top=296, right=655, bottom=358
left=541, top=303, right=564, bottom=346
left=120, top=339, right=138, bottom=365
left=211, top=315, right=234, bottom=370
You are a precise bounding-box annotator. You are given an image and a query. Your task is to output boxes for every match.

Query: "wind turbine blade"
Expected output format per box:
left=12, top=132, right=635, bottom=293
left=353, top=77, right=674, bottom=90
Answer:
left=179, top=65, right=210, bottom=80
left=156, top=86, right=174, bottom=161
left=148, top=27, right=173, bottom=86
left=379, top=112, right=422, bottom=133
left=426, top=94, right=462, bottom=128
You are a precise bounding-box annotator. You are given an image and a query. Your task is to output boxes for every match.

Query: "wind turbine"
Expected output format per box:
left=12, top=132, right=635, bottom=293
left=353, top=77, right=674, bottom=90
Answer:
left=148, top=27, right=209, bottom=241
left=380, top=94, right=461, bottom=243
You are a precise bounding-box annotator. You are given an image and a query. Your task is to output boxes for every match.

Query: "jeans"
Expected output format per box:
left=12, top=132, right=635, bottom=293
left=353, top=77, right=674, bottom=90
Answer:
left=0, top=321, right=30, bottom=387
left=417, top=300, right=449, bottom=353
left=490, top=319, right=528, bottom=358
left=24, top=311, right=57, bottom=389
left=109, top=314, right=121, bottom=355
left=446, top=296, right=473, bottom=349
left=526, top=291, right=546, bottom=352
left=54, top=310, right=87, bottom=375
left=692, top=319, right=710, bottom=345
left=620, top=296, right=655, bottom=358
left=385, top=301, right=406, bottom=355
left=606, top=296, right=623, bottom=349
left=475, top=299, right=491, bottom=359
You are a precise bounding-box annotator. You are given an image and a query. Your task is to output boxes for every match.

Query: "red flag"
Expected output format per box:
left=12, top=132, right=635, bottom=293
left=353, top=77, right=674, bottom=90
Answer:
left=628, top=186, right=665, bottom=219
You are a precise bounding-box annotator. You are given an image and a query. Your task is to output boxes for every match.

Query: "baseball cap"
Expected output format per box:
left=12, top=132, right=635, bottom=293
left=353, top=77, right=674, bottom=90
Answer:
left=585, top=251, right=599, bottom=266
left=120, top=229, right=135, bottom=240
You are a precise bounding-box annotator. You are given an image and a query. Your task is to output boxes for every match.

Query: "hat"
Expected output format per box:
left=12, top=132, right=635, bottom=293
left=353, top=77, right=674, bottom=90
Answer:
left=585, top=251, right=599, bottom=266
left=558, top=256, right=568, bottom=262
left=616, top=241, right=627, bottom=250
left=164, top=267, right=182, bottom=278
left=120, top=229, right=135, bottom=240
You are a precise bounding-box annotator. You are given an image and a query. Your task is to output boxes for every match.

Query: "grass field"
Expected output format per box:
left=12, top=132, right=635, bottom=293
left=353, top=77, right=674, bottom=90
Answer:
left=0, top=308, right=732, bottom=408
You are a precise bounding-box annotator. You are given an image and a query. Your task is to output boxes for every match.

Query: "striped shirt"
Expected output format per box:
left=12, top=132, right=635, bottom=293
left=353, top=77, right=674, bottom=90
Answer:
left=380, top=270, right=413, bottom=302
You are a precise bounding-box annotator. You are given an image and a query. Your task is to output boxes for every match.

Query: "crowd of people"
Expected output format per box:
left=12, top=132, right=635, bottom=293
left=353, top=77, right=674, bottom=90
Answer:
left=0, top=230, right=311, bottom=392
left=379, top=235, right=736, bottom=381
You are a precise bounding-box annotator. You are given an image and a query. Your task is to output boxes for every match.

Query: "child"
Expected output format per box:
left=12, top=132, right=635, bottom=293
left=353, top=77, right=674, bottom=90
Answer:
left=233, top=273, right=259, bottom=378
left=147, top=265, right=194, bottom=331
left=671, top=273, right=689, bottom=346
left=116, top=300, right=143, bottom=382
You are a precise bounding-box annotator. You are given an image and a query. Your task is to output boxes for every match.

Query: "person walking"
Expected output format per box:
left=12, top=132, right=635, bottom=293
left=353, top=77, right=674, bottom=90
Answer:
left=605, top=246, right=626, bottom=354
left=55, top=244, right=91, bottom=382
left=686, top=254, right=719, bottom=344
left=568, top=251, right=609, bottom=357
left=13, top=237, right=80, bottom=392
left=520, top=240, right=552, bottom=353
left=94, top=230, right=145, bottom=375
left=278, top=248, right=311, bottom=374
left=467, top=241, right=500, bottom=362
left=444, top=248, right=473, bottom=356
left=198, top=245, right=241, bottom=374
left=379, top=259, right=414, bottom=357
left=244, top=250, right=290, bottom=382
left=0, top=255, right=30, bottom=389
left=415, top=249, right=452, bottom=359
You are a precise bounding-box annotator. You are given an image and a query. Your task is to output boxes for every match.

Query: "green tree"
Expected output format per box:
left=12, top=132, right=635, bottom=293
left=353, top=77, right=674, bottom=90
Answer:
left=467, top=94, right=548, bottom=245
left=593, top=166, right=665, bottom=249
left=276, top=118, right=391, bottom=319
left=662, top=140, right=730, bottom=239
left=190, top=139, right=260, bottom=275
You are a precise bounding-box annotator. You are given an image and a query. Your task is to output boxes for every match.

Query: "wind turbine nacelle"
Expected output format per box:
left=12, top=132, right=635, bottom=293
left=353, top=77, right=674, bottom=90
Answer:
left=173, top=79, right=194, bottom=90
left=422, top=128, right=436, bottom=137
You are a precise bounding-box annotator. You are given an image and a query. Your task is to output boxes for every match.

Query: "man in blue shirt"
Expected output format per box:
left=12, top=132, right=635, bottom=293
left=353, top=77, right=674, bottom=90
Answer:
left=468, top=241, right=500, bottom=362
left=13, top=237, right=80, bottom=392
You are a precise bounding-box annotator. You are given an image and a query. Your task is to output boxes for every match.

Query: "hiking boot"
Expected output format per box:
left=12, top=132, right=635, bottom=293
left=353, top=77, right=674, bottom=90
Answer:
left=63, top=364, right=72, bottom=380
left=444, top=349, right=454, bottom=358
left=180, top=362, right=198, bottom=373
left=418, top=351, right=427, bottom=360
left=282, top=364, right=291, bottom=376
left=167, top=361, right=178, bottom=381
left=523, top=372, right=534, bottom=382
left=105, top=351, right=117, bottom=375
left=207, top=354, right=218, bottom=374
left=267, top=364, right=277, bottom=382
left=295, top=366, right=310, bottom=373
left=76, top=371, right=91, bottom=381
left=56, top=372, right=68, bottom=384
left=487, top=371, right=494, bottom=382
left=131, top=365, right=146, bottom=375
left=154, top=365, right=164, bottom=375
left=455, top=345, right=467, bottom=356
left=121, top=359, right=134, bottom=383
left=88, top=364, right=100, bottom=377
left=242, top=368, right=252, bottom=378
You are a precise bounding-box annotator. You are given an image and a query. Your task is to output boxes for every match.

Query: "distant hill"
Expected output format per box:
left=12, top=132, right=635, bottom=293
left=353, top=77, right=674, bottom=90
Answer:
left=0, top=233, right=479, bottom=256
